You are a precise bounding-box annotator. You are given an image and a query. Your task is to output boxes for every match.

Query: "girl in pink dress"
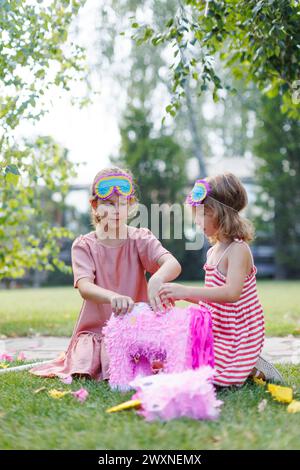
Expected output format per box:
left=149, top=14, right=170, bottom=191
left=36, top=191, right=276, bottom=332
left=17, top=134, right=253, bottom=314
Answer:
left=159, top=173, right=283, bottom=387
left=30, top=167, right=181, bottom=381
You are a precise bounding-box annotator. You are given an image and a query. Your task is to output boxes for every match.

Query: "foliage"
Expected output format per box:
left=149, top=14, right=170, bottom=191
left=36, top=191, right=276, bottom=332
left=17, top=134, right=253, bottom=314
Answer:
left=0, top=136, right=78, bottom=280
left=253, top=95, right=300, bottom=278
left=0, top=0, right=87, bottom=131
left=128, top=0, right=300, bottom=121
left=0, top=0, right=87, bottom=279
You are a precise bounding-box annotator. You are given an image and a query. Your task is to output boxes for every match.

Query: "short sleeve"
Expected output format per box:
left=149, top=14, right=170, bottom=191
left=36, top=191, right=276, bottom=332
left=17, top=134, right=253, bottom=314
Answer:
left=71, top=236, right=96, bottom=288
left=135, top=228, right=170, bottom=274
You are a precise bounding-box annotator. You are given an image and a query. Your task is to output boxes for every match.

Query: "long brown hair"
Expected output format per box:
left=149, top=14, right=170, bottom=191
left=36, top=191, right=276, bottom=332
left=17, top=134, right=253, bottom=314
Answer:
left=204, top=173, right=254, bottom=243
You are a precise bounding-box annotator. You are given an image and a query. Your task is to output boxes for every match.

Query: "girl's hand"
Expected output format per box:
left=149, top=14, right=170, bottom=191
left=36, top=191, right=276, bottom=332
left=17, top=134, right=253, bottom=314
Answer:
left=110, top=294, right=135, bottom=315
left=159, top=283, right=187, bottom=302
left=148, top=276, right=174, bottom=312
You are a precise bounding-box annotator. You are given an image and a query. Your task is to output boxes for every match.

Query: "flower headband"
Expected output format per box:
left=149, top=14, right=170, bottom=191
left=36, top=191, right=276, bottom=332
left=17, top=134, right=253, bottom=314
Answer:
left=94, top=173, right=134, bottom=200
left=186, top=178, right=238, bottom=212
left=186, top=179, right=211, bottom=206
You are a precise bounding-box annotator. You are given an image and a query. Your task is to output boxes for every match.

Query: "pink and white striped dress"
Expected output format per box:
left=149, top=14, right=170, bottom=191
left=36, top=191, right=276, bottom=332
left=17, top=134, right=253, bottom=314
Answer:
left=201, top=240, right=265, bottom=387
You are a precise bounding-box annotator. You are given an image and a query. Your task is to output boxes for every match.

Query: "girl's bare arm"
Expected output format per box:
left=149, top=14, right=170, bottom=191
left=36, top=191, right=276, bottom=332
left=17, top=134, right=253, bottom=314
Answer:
left=148, top=253, right=182, bottom=311
left=160, top=244, right=251, bottom=304
left=76, top=279, right=134, bottom=315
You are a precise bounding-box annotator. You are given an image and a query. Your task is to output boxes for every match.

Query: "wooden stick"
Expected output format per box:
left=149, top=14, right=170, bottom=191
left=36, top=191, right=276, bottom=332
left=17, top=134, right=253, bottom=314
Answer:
left=106, top=399, right=142, bottom=413
left=0, top=360, right=53, bottom=374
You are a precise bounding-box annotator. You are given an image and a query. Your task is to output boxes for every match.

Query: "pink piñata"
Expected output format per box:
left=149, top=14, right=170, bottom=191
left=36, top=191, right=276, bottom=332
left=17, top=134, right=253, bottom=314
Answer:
left=103, top=302, right=214, bottom=391
left=130, top=366, right=223, bottom=421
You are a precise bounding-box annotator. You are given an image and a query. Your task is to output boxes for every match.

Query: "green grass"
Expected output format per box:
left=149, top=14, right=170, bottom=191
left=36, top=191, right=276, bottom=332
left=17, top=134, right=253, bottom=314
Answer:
left=0, top=363, right=299, bottom=450
left=0, top=287, right=79, bottom=337
left=0, top=281, right=299, bottom=338
left=1, top=285, right=299, bottom=450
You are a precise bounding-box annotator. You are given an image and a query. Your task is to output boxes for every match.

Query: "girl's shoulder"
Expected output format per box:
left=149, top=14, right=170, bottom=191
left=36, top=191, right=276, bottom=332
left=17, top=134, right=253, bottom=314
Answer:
left=128, top=226, right=170, bottom=273
left=208, top=239, right=254, bottom=266
left=72, top=228, right=157, bottom=249
left=228, top=240, right=253, bottom=258
left=73, top=228, right=164, bottom=252
left=227, top=240, right=255, bottom=273
left=72, top=231, right=97, bottom=249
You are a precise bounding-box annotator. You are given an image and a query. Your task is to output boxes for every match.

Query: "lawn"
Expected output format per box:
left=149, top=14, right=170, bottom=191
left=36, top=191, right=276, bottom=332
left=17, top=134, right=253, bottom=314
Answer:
left=0, top=363, right=299, bottom=450
left=1, top=282, right=299, bottom=450
left=0, top=281, right=299, bottom=338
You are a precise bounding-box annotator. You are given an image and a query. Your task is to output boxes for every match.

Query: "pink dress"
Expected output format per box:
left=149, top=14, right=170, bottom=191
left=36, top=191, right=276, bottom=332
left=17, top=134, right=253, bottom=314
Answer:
left=30, top=227, right=170, bottom=381
left=201, top=240, right=265, bottom=387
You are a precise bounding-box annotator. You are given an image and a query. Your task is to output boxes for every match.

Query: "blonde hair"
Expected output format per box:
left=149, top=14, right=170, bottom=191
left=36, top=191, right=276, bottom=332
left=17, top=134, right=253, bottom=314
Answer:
left=204, top=173, right=254, bottom=244
left=89, top=166, right=139, bottom=227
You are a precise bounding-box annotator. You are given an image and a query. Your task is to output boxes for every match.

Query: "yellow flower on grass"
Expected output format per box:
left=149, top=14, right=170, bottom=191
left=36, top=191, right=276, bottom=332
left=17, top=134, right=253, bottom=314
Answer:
left=267, top=384, right=293, bottom=404
left=48, top=389, right=71, bottom=399
left=0, top=363, right=9, bottom=369
left=287, top=400, right=300, bottom=414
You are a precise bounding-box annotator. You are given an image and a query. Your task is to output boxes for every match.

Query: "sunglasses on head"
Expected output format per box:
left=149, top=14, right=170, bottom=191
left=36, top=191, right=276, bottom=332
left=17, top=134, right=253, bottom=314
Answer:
left=94, top=173, right=134, bottom=200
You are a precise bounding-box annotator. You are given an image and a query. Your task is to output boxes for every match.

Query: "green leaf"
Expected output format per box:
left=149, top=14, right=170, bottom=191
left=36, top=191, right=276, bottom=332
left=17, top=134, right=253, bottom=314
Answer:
left=5, top=164, right=20, bottom=176
left=5, top=171, right=19, bottom=186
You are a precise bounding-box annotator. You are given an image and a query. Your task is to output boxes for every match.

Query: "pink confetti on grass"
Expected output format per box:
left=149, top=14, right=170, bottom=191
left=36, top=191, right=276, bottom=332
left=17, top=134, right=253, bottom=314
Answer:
left=0, top=353, right=13, bottom=362
left=61, top=376, right=73, bottom=385
left=72, top=388, right=89, bottom=403
left=16, top=352, right=26, bottom=361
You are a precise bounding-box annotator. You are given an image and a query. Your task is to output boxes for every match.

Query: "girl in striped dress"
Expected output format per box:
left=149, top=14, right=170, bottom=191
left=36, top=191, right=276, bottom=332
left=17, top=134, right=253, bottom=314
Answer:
left=159, top=173, right=283, bottom=387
